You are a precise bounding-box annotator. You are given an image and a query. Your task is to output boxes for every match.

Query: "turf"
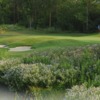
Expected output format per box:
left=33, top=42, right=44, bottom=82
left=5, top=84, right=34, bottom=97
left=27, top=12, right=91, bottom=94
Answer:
left=0, top=29, right=100, bottom=59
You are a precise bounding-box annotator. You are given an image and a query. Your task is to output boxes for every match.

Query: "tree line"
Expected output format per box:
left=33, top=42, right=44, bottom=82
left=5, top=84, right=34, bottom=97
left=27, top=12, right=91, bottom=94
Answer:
left=0, top=0, right=100, bottom=32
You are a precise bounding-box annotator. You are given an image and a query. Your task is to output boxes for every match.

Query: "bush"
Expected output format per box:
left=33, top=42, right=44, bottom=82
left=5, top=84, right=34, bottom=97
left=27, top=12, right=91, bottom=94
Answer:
left=0, top=59, right=21, bottom=83
left=0, top=24, right=25, bottom=31
left=22, top=44, right=100, bottom=88
left=0, top=44, right=100, bottom=91
left=3, top=64, right=54, bottom=90
left=65, top=85, right=100, bottom=100
left=3, top=63, right=78, bottom=91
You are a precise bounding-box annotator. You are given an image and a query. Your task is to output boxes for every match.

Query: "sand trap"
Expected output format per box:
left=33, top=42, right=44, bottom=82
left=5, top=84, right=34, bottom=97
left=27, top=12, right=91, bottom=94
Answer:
left=9, top=46, right=31, bottom=52
left=0, top=45, right=7, bottom=48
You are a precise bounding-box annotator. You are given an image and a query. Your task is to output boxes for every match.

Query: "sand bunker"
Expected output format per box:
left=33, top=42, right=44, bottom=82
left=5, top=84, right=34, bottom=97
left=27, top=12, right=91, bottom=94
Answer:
left=9, top=46, right=31, bottom=52
left=0, top=45, right=7, bottom=48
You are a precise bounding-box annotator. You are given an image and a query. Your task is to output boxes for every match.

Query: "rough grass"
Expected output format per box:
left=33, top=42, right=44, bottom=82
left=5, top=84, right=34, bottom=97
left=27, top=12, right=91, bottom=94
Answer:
left=0, top=29, right=100, bottom=59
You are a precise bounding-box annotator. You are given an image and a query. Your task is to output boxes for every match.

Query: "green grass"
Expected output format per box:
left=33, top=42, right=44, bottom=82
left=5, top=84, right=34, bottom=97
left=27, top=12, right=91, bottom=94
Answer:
left=0, top=29, right=100, bottom=59
left=0, top=48, right=9, bottom=59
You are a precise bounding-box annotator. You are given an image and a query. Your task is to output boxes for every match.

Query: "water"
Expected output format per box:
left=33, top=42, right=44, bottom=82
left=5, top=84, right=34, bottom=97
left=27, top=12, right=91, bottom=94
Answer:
left=0, top=85, right=15, bottom=100
left=0, top=85, right=34, bottom=100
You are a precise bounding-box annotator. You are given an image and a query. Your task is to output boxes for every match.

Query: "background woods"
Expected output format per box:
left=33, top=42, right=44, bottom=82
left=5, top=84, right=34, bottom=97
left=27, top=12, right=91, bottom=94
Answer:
left=0, top=0, right=100, bottom=32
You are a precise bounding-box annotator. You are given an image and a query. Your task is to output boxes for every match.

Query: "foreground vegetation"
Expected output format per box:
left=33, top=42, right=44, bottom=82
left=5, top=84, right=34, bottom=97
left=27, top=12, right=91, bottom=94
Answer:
left=65, top=85, right=100, bottom=100
left=0, top=26, right=100, bottom=99
left=13, top=85, right=100, bottom=100
left=0, top=44, right=100, bottom=90
left=33, top=85, right=100, bottom=100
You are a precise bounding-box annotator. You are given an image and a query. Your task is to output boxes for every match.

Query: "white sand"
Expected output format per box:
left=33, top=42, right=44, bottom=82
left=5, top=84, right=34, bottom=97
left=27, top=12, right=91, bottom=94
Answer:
left=0, top=45, right=6, bottom=48
left=9, top=46, right=31, bottom=52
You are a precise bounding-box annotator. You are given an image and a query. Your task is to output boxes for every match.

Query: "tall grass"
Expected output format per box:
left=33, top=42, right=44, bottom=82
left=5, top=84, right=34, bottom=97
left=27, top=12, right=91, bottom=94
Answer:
left=12, top=85, right=100, bottom=100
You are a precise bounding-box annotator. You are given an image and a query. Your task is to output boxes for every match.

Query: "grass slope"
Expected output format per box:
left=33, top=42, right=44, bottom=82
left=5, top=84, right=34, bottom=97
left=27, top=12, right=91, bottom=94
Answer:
left=0, top=29, right=100, bottom=59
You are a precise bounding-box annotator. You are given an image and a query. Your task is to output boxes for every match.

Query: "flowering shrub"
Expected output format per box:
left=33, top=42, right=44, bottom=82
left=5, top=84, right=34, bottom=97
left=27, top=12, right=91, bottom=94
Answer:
left=3, top=63, right=77, bottom=90
left=0, top=59, right=21, bottom=83
left=65, top=85, right=100, bottom=100
left=0, top=44, right=100, bottom=91
left=22, top=44, right=100, bottom=87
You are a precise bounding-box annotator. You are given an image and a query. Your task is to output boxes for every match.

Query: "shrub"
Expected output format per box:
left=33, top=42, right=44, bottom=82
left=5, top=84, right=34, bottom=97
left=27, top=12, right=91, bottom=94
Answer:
left=0, top=24, right=25, bottom=31
left=1, top=44, right=100, bottom=91
left=3, top=64, right=54, bottom=91
left=22, top=44, right=100, bottom=88
left=0, top=59, right=21, bottom=83
left=3, top=63, right=78, bottom=90
left=65, top=85, right=100, bottom=100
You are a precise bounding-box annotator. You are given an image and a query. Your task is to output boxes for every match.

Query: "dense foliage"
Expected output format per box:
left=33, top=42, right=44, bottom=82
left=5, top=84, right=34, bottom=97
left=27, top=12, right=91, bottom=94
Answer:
left=0, top=0, right=100, bottom=32
left=65, top=85, right=100, bottom=100
left=0, top=44, right=100, bottom=91
left=31, top=85, right=100, bottom=100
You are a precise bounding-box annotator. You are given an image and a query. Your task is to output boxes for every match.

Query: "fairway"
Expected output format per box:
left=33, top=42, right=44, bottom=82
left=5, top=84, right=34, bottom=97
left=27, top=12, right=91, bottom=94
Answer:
left=0, top=29, right=100, bottom=59
left=0, top=29, right=100, bottom=47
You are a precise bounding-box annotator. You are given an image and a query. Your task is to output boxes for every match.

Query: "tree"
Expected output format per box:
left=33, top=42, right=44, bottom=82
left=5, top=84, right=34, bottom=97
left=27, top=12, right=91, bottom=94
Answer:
left=0, top=0, right=99, bottom=32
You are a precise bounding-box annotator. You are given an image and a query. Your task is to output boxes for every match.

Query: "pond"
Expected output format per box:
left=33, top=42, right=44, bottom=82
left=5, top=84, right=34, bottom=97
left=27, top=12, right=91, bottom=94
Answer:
left=0, top=84, right=34, bottom=100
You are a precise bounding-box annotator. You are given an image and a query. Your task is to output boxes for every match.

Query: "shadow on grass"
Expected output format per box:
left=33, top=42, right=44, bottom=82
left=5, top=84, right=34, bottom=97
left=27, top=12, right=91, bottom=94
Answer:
left=32, top=39, right=97, bottom=49
left=0, top=29, right=99, bottom=37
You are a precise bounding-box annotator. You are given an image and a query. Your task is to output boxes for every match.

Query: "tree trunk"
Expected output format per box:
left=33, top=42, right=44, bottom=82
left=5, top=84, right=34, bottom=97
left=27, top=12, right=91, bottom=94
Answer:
left=29, top=19, right=32, bottom=29
left=86, top=6, right=89, bottom=32
left=49, top=11, right=52, bottom=27
left=13, top=6, right=16, bottom=24
left=34, top=10, right=38, bottom=29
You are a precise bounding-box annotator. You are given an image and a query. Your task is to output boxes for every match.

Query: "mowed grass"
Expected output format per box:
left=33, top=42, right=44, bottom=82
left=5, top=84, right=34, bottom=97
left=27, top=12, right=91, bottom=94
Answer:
left=0, top=29, right=100, bottom=59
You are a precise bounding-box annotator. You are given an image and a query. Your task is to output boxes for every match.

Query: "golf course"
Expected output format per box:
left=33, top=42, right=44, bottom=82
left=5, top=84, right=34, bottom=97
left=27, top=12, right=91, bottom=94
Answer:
left=0, top=26, right=100, bottom=59
left=0, top=0, right=100, bottom=99
left=0, top=25, right=100, bottom=100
